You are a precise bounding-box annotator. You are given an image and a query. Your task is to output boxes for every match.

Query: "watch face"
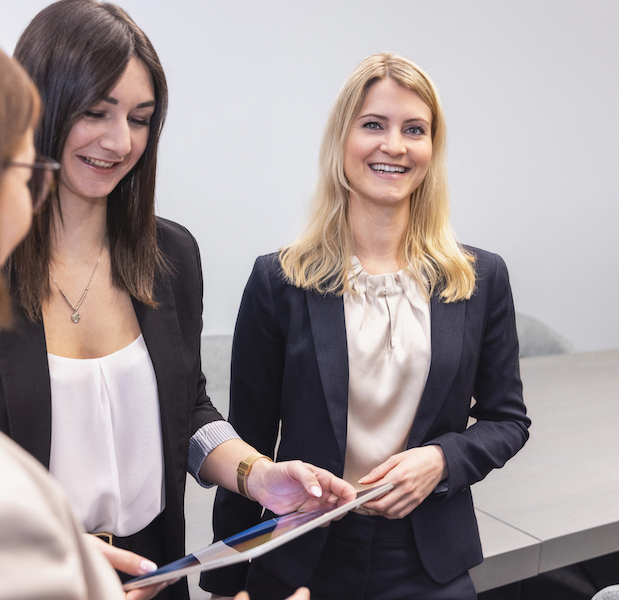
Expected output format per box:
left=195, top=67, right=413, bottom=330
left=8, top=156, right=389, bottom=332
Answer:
left=239, top=454, right=269, bottom=474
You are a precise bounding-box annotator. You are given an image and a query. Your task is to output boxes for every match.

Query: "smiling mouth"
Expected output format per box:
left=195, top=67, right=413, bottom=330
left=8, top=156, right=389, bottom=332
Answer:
left=369, top=163, right=408, bottom=174
left=80, top=156, right=117, bottom=169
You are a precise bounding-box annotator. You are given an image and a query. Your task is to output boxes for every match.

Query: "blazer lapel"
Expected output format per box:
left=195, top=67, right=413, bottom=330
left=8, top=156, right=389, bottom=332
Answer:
left=0, top=312, right=52, bottom=467
left=306, top=291, right=349, bottom=463
left=133, top=275, right=187, bottom=489
left=408, top=293, right=466, bottom=446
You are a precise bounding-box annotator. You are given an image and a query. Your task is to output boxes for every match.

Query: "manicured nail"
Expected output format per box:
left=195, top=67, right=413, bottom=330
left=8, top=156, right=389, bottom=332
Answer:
left=310, top=485, right=322, bottom=497
left=139, top=559, right=158, bottom=574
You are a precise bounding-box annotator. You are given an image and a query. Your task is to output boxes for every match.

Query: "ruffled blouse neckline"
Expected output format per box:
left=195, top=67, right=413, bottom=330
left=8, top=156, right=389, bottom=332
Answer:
left=347, top=255, right=427, bottom=311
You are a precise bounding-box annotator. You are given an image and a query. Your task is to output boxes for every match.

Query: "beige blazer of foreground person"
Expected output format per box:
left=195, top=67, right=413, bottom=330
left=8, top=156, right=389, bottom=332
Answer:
left=0, top=433, right=125, bottom=600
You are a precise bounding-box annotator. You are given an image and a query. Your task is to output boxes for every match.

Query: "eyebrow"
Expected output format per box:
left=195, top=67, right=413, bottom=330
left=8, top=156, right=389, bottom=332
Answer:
left=103, top=97, right=156, bottom=109
left=359, top=112, right=431, bottom=127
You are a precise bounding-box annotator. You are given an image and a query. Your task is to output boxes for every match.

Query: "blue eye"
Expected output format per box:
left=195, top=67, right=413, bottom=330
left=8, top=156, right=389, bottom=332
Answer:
left=405, top=125, right=425, bottom=135
left=362, top=121, right=382, bottom=130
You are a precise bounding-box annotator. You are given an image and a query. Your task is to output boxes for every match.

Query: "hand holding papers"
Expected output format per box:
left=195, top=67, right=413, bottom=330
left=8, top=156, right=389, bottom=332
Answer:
left=123, top=483, right=393, bottom=591
left=245, top=459, right=357, bottom=515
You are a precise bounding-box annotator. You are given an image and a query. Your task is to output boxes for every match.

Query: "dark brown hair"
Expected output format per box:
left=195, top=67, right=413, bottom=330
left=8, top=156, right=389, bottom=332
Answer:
left=0, top=48, right=40, bottom=329
left=11, top=0, right=168, bottom=321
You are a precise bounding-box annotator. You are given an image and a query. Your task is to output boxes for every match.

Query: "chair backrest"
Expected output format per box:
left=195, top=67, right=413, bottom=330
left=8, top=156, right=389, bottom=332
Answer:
left=592, top=585, right=619, bottom=600
left=515, top=313, right=574, bottom=358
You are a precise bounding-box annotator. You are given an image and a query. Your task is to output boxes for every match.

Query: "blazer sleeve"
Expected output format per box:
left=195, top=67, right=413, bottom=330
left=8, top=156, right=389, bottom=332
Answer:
left=430, top=251, right=530, bottom=498
left=183, top=227, right=223, bottom=435
left=156, top=218, right=224, bottom=435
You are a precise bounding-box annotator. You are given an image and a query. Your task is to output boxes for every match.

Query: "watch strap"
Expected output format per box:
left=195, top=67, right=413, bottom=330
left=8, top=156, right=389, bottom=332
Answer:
left=237, top=452, right=272, bottom=502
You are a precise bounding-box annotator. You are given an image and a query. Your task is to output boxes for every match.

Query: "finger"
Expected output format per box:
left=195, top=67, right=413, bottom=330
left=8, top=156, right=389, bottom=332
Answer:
left=357, top=459, right=395, bottom=485
left=288, top=587, right=311, bottom=600
left=363, top=484, right=414, bottom=511
left=126, top=581, right=169, bottom=600
left=288, top=462, right=323, bottom=499
left=89, top=535, right=158, bottom=576
left=366, top=490, right=421, bottom=520
left=362, top=490, right=397, bottom=513
left=312, top=466, right=356, bottom=502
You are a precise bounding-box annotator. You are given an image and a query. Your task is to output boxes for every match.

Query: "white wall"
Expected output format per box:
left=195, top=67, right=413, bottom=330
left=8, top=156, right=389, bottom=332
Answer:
left=2, top=0, right=618, bottom=351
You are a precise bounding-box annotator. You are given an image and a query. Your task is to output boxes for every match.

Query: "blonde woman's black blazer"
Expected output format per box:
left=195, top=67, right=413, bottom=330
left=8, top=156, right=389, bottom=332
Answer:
left=204, top=247, right=530, bottom=596
left=0, top=218, right=223, bottom=600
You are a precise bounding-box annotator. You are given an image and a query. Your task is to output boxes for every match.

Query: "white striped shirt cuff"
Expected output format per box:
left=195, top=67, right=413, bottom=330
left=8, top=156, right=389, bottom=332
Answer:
left=188, top=420, right=240, bottom=487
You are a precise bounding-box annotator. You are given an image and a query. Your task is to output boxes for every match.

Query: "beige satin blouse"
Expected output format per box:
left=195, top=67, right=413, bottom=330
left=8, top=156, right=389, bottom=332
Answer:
left=342, top=257, right=431, bottom=490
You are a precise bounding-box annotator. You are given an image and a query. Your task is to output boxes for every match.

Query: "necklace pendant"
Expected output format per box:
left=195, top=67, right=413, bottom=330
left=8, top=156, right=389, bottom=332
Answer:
left=71, top=311, right=80, bottom=324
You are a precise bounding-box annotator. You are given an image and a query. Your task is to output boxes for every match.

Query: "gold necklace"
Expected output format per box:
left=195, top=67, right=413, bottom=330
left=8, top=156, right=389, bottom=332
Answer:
left=50, top=244, right=104, bottom=324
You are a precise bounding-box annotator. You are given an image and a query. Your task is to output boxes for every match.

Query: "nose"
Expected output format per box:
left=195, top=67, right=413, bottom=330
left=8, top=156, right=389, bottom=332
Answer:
left=379, top=129, right=406, bottom=157
left=100, top=118, right=132, bottom=158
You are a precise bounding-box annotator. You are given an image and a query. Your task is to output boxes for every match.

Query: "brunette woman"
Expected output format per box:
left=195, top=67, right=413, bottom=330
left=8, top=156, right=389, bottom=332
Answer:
left=0, top=3, right=353, bottom=599
left=0, top=43, right=176, bottom=600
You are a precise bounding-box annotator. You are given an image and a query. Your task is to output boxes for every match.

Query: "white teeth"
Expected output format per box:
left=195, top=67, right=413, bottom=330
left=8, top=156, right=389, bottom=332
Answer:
left=370, top=163, right=406, bottom=173
left=82, top=157, right=115, bottom=168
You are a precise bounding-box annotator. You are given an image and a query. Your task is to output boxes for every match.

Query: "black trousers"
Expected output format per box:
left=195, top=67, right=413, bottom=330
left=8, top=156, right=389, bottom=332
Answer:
left=95, top=512, right=186, bottom=600
left=306, top=511, right=477, bottom=600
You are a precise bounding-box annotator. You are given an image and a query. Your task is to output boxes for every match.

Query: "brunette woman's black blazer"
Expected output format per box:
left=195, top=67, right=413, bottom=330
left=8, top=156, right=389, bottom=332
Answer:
left=0, top=218, right=223, bottom=600
left=204, top=247, right=530, bottom=597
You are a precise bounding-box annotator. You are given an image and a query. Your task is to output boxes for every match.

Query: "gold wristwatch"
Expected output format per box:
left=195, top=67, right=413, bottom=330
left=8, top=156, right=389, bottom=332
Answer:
left=237, top=453, right=272, bottom=502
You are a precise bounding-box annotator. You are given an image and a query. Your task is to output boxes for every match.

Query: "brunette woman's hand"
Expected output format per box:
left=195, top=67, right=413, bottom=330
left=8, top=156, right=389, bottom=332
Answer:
left=213, top=588, right=310, bottom=600
left=247, top=459, right=356, bottom=515
left=88, top=534, right=174, bottom=600
left=200, top=439, right=354, bottom=515
left=356, top=445, right=447, bottom=519
left=212, top=588, right=310, bottom=600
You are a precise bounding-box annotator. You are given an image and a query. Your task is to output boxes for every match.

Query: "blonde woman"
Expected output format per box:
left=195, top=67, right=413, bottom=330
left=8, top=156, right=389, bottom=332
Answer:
left=205, top=52, right=530, bottom=600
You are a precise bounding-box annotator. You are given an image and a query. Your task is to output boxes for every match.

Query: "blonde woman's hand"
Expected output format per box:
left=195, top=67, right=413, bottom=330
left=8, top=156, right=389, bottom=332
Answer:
left=356, top=445, right=447, bottom=519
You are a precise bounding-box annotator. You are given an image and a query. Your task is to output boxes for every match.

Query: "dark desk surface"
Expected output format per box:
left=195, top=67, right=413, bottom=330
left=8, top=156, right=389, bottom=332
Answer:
left=470, top=350, right=619, bottom=592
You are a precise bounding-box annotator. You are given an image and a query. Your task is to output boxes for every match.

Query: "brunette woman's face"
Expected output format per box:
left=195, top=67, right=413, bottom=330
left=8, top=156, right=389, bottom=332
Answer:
left=59, top=57, right=155, bottom=205
left=0, top=127, right=35, bottom=265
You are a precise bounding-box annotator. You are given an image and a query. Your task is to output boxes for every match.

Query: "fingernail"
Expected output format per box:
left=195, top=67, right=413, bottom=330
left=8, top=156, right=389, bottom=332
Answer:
left=310, top=485, right=322, bottom=497
left=139, top=559, right=158, bottom=574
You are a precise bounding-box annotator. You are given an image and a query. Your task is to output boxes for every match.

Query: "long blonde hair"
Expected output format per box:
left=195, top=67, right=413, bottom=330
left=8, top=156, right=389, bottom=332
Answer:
left=279, top=51, right=475, bottom=302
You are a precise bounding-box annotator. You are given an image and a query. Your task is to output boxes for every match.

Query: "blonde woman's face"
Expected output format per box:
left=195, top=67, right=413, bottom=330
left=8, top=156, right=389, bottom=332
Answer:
left=0, top=127, right=35, bottom=266
left=344, top=78, right=433, bottom=212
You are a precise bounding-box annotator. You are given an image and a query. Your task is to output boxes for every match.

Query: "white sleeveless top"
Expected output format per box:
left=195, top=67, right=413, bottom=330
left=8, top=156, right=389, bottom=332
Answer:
left=47, top=334, right=164, bottom=536
left=342, top=257, right=431, bottom=490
